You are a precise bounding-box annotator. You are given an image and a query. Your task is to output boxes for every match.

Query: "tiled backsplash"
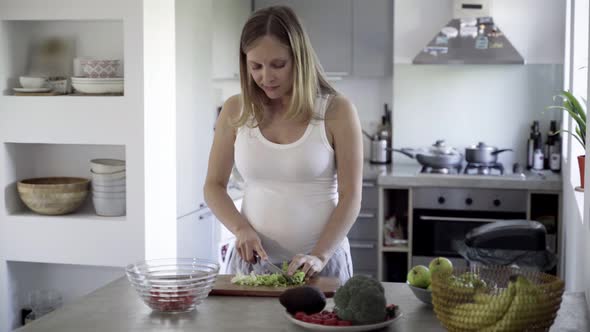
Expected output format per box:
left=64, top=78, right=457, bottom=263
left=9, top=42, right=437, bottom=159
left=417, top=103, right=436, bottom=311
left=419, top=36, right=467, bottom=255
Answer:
left=392, top=64, right=564, bottom=170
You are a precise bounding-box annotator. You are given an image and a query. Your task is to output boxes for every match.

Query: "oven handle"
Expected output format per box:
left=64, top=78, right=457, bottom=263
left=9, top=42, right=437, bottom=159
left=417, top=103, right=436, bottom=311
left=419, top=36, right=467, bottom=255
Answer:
left=418, top=216, right=498, bottom=223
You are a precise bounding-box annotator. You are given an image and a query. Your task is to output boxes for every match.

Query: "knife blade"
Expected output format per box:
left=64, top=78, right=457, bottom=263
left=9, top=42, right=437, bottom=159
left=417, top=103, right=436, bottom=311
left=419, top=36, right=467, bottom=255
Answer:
left=255, top=254, right=295, bottom=283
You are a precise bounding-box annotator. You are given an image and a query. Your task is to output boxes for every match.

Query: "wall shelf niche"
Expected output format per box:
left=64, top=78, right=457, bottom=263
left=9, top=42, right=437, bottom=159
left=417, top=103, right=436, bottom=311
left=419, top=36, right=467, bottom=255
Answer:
left=0, top=19, right=124, bottom=96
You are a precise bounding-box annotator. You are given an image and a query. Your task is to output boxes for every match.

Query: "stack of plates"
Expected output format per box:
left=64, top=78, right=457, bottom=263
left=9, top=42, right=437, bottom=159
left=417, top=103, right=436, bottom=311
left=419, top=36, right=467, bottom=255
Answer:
left=72, top=77, right=124, bottom=94
left=90, top=159, right=126, bottom=216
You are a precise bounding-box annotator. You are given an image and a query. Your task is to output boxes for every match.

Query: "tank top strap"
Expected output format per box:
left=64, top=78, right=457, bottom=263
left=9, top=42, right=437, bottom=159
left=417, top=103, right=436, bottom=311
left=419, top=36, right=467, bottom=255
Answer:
left=315, top=94, right=334, bottom=120
left=313, top=94, right=335, bottom=152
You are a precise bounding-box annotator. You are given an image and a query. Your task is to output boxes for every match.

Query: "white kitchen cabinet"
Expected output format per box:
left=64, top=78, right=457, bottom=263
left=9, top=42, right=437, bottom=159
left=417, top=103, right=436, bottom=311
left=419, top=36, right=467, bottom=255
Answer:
left=177, top=208, right=218, bottom=261
left=254, top=0, right=353, bottom=75
left=212, top=0, right=252, bottom=79
left=352, top=0, right=393, bottom=77
left=254, top=0, right=393, bottom=77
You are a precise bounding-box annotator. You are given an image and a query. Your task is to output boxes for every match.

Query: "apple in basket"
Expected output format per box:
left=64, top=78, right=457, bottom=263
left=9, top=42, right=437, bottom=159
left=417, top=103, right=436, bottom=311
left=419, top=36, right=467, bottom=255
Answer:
left=429, top=257, right=454, bottom=276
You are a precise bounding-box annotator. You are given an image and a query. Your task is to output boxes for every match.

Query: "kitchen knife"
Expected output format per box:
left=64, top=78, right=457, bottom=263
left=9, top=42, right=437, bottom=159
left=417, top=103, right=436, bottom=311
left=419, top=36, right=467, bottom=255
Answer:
left=255, top=254, right=295, bottom=283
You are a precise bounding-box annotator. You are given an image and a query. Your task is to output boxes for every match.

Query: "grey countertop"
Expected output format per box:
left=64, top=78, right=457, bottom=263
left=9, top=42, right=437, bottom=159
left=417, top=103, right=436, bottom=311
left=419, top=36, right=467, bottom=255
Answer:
left=16, top=277, right=589, bottom=332
left=364, top=162, right=562, bottom=191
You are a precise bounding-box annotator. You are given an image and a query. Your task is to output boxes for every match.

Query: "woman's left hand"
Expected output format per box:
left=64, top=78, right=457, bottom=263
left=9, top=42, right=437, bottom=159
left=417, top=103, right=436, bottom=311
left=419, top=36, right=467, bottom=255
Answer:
left=287, top=254, right=327, bottom=279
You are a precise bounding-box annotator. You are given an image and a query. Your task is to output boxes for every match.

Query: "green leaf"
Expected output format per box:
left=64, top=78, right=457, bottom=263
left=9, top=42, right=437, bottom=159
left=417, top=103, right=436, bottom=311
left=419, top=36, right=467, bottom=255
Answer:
left=576, top=126, right=586, bottom=146
left=547, top=90, right=587, bottom=148
left=561, top=129, right=585, bottom=149
left=563, top=91, right=586, bottom=123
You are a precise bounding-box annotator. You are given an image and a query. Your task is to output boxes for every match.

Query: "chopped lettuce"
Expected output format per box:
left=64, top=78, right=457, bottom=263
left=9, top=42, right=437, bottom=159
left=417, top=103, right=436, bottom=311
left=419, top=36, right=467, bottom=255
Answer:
left=230, top=262, right=306, bottom=287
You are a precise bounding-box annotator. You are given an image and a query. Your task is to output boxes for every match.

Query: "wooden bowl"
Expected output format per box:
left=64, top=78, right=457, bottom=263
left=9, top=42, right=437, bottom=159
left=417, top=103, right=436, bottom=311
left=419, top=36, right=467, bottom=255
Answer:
left=17, top=177, right=90, bottom=215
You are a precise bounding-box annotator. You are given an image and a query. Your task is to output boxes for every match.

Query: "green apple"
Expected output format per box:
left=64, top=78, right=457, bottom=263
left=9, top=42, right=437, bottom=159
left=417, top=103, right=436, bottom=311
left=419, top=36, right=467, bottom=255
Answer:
left=407, top=265, right=431, bottom=288
left=428, top=257, right=453, bottom=276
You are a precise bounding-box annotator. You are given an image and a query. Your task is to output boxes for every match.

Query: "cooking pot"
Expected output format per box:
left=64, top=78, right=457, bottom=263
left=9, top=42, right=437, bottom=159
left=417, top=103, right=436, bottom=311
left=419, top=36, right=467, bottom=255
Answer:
left=394, top=140, right=463, bottom=169
left=465, top=142, right=512, bottom=165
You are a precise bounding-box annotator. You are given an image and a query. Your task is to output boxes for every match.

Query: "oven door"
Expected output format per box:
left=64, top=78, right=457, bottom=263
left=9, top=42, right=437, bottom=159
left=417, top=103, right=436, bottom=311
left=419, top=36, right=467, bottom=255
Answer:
left=412, top=209, right=527, bottom=258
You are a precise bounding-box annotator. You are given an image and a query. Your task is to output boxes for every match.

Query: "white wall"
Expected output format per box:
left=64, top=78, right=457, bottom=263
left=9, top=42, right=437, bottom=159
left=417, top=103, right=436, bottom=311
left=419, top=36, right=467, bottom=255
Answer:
left=562, top=0, right=590, bottom=308
left=175, top=0, right=218, bottom=261
left=143, top=0, right=177, bottom=259
left=175, top=0, right=214, bottom=217
left=332, top=78, right=394, bottom=157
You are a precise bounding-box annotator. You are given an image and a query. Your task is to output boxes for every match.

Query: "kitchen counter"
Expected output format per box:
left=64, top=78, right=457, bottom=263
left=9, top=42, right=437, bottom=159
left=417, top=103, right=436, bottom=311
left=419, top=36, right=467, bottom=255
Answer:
left=366, top=163, right=562, bottom=191
left=16, top=277, right=589, bottom=332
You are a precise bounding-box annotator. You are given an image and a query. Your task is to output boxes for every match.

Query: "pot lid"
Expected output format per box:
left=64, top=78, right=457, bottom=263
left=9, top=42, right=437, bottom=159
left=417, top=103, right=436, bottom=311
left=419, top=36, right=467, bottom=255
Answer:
left=429, top=140, right=459, bottom=155
left=469, top=142, right=497, bottom=151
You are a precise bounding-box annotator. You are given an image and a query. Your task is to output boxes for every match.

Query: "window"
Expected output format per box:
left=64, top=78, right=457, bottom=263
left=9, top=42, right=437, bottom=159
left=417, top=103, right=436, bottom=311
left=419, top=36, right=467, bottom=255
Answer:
left=565, top=0, right=588, bottom=188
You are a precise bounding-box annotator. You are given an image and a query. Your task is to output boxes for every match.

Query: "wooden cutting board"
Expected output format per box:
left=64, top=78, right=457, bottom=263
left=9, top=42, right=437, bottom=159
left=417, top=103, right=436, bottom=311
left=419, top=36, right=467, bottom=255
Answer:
left=209, top=274, right=341, bottom=297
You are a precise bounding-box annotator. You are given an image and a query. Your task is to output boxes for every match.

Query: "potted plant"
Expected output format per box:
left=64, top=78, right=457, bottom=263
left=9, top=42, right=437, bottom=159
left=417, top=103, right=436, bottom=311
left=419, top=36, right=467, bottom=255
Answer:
left=547, top=90, right=586, bottom=188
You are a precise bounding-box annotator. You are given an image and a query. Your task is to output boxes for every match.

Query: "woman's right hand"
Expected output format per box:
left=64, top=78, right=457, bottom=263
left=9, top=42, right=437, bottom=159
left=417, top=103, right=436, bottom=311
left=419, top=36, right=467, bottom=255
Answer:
left=235, top=225, right=268, bottom=264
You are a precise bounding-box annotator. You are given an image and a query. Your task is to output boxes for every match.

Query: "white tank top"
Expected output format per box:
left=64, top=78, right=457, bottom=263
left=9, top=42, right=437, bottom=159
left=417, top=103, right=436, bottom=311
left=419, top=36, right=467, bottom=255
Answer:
left=234, top=94, right=347, bottom=263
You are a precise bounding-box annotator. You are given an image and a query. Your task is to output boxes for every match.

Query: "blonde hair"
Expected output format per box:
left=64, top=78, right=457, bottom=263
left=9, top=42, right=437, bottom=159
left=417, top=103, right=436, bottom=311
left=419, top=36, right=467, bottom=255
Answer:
left=233, top=5, right=337, bottom=128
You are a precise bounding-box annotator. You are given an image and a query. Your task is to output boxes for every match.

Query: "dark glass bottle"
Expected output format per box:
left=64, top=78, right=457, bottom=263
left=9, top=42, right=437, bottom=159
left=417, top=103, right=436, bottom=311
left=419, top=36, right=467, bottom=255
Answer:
left=549, top=121, right=561, bottom=172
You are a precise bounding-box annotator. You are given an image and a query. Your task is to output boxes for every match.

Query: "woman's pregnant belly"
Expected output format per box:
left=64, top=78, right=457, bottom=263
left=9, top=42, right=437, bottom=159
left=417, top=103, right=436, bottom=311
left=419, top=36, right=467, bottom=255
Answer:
left=241, top=182, right=337, bottom=263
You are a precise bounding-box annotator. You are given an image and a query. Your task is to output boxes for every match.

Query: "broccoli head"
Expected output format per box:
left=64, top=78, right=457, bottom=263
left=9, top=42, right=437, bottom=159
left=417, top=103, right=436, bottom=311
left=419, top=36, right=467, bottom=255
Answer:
left=333, top=275, right=386, bottom=324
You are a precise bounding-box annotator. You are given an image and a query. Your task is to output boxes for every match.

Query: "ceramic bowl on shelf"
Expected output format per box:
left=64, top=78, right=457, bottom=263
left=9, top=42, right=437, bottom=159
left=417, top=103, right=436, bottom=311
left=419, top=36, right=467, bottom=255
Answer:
left=17, top=177, right=90, bottom=215
left=91, top=177, right=126, bottom=187
left=92, top=183, right=126, bottom=193
left=90, top=158, right=126, bottom=174
left=125, top=258, right=219, bottom=313
left=47, top=79, right=70, bottom=94
left=19, top=76, right=47, bottom=89
left=71, top=77, right=124, bottom=94
left=79, top=59, right=121, bottom=78
left=92, top=191, right=126, bottom=199
left=92, top=195, right=126, bottom=216
left=90, top=170, right=126, bottom=182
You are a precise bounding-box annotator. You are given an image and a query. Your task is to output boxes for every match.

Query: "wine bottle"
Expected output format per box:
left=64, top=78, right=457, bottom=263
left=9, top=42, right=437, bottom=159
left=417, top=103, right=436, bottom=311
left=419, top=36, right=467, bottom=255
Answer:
left=549, top=121, right=561, bottom=172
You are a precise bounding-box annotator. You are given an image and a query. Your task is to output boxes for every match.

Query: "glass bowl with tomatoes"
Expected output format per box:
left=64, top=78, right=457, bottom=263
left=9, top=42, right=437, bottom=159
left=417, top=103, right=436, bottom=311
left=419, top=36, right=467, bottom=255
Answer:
left=125, top=258, right=219, bottom=313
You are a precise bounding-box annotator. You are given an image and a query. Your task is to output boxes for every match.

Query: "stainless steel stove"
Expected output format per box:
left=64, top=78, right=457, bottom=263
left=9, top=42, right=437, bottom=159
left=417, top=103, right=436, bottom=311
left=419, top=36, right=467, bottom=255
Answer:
left=420, top=164, right=462, bottom=174
left=464, top=162, right=504, bottom=175
left=419, top=162, right=506, bottom=176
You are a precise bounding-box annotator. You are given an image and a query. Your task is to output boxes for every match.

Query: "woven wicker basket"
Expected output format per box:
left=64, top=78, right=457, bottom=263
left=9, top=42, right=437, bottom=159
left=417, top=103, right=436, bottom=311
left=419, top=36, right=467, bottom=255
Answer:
left=431, top=266, right=564, bottom=332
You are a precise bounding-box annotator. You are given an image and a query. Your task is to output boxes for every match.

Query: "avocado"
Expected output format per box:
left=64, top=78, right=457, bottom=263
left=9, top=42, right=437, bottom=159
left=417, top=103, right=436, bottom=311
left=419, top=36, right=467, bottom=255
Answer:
left=279, top=286, right=326, bottom=314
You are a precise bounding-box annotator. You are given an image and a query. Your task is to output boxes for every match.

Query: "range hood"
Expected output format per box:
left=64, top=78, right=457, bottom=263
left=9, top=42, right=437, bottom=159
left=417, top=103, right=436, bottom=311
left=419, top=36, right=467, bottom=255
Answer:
left=412, top=0, right=524, bottom=65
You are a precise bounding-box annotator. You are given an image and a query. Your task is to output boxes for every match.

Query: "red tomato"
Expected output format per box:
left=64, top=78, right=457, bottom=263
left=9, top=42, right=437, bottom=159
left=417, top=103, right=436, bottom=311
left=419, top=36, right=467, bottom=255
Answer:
left=323, top=318, right=338, bottom=326
left=337, top=320, right=352, bottom=326
left=294, top=312, right=306, bottom=320
left=310, top=318, right=322, bottom=324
